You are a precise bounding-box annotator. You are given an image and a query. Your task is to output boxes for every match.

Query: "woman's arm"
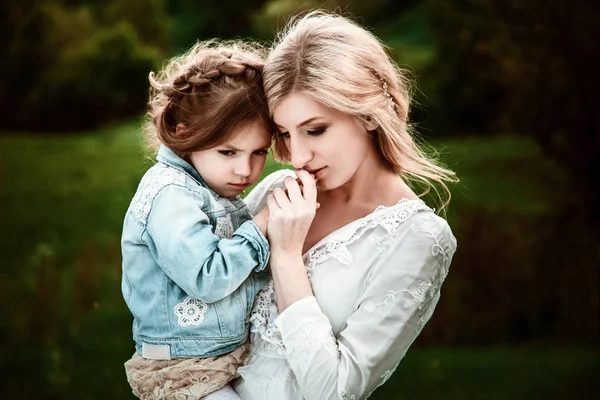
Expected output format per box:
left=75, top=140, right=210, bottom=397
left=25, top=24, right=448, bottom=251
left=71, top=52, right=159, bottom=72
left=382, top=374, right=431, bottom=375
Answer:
left=265, top=171, right=318, bottom=311
left=271, top=215, right=456, bottom=400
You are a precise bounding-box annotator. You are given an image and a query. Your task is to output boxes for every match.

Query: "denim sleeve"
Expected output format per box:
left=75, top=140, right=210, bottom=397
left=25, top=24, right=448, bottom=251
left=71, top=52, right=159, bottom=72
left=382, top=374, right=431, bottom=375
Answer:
left=144, top=184, right=270, bottom=303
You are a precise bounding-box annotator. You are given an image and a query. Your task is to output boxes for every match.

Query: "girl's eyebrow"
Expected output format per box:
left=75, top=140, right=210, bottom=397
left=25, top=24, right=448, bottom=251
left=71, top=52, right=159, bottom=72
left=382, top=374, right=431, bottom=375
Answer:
left=220, top=144, right=271, bottom=152
left=219, top=145, right=241, bottom=151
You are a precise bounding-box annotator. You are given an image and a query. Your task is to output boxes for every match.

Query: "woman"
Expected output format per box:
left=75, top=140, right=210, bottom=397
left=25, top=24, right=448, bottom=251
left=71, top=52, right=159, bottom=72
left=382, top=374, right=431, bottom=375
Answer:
left=226, top=11, right=457, bottom=400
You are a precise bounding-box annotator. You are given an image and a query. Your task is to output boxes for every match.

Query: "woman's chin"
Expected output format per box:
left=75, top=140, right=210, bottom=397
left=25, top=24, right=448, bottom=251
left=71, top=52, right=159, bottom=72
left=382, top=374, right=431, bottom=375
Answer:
left=316, top=179, right=339, bottom=192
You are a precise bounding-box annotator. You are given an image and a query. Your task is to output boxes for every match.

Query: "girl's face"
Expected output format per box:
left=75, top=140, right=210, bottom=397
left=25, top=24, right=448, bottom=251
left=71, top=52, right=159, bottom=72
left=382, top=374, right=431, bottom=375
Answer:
left=272, top=93, right=373, bottom=191
left=188, top=120, right=271, bottom=198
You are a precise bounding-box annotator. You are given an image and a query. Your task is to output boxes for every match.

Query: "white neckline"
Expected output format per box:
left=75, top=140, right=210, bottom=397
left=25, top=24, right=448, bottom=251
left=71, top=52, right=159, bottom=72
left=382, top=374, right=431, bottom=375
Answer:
left=302, top=198, right=429, bottom=257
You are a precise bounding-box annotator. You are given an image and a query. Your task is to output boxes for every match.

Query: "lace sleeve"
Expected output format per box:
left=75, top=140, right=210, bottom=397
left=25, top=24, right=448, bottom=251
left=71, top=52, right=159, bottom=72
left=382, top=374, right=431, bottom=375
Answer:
left=243, top=169, right=295, bottom=215
left=274, top=214, right=457, bottom=400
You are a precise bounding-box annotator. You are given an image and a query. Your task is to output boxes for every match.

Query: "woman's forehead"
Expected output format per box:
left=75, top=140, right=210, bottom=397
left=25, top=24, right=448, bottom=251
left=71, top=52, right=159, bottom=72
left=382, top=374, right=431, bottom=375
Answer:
left=273, top=94, right=332, bottom=127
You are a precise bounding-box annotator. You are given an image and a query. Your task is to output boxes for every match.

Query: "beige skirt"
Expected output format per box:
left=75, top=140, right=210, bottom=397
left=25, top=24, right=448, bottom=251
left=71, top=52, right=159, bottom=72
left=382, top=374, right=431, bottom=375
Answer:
left=124, top=345, right=248, bottom=400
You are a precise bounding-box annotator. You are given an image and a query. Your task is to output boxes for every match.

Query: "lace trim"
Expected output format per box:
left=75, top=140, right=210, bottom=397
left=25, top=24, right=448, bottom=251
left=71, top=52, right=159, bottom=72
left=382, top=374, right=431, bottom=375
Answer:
left=402, top=281, right=432, bottom=308
left=365, top=290, right=399, bottom=312
left=413, top=220, right=452, bottom=332
left=125, top=346, right=246, bottom=399
left=304, top=199, right=431, bottom=276
left=248, top=281, right=286, bottom=354
left=249, top=199, right=432, bottom=350
left=362, top=222, right=453, bottom=399
left=341, top=390, right=357, bottom=400
left=174, top=297, right=208, bottom=327
left=362, top=219, right=452, bottom=331
left=214, top=214, right=234, bottom=239
left=364, top=364, right=400, bottom=399
left=131, top=163, right=186, bottom=225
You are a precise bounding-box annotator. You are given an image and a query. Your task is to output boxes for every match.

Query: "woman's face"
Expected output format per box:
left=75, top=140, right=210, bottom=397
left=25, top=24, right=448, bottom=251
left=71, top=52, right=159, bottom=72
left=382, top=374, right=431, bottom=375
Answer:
left=272, top=93, right=374, bottom=191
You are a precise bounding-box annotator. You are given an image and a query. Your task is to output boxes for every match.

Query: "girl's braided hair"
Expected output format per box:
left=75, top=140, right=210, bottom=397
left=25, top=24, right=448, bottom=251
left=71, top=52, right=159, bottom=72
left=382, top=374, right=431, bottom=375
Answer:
left=144, top=40, right=274, bottom=155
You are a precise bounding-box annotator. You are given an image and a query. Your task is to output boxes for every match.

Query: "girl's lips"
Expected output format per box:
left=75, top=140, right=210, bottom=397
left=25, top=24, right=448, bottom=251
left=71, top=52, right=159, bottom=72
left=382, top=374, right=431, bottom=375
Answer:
left=230, top=183, right=250, bottom=189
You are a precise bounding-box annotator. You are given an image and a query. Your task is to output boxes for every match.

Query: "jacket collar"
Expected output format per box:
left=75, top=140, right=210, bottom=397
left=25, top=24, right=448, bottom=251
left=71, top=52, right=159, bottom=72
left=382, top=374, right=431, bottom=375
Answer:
left=156, top=145, right=221, bottom=199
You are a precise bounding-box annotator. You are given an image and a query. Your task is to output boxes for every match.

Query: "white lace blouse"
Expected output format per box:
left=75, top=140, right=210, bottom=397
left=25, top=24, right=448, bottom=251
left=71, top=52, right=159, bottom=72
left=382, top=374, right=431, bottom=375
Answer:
left=232, top=170, right=457, bottom=400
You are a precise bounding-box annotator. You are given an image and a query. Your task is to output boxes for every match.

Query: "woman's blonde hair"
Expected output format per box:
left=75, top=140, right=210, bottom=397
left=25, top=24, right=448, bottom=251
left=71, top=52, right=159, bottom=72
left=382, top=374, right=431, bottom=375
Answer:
left=263, top=11, right=458, bottom=214
left=144, top=40, right=274, bottom=155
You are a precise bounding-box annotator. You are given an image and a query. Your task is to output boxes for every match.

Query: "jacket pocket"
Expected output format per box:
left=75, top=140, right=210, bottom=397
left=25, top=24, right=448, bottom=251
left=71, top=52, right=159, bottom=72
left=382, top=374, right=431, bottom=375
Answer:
left=214, top=288, right=246, bottom=339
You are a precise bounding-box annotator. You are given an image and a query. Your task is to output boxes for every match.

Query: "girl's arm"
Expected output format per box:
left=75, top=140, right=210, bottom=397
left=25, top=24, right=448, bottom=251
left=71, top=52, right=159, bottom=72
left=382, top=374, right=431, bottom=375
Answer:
left=144, top=184, right=269, bottom=303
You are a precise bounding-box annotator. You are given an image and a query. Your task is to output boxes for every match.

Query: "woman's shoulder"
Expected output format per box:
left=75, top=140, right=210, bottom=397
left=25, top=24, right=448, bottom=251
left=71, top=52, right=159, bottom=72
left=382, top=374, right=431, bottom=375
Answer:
left=382, top=200, right=457, bottom=255
left=358, top=201, right=456, bottom=280
left=305, top=199, right=455, bottom=263
left=354, top=199, right=456, bottom=252
left=402, top=202, right=453, bottom=234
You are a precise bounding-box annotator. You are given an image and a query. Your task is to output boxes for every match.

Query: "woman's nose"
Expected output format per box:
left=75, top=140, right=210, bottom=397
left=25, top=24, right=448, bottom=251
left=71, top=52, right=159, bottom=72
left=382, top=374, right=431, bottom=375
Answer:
left=290, top=138, right=312, bottom=169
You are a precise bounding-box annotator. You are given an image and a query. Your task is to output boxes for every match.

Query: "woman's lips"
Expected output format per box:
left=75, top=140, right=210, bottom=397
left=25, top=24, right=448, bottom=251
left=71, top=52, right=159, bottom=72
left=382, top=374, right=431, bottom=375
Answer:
left=308, top=167, right=325, bottom=180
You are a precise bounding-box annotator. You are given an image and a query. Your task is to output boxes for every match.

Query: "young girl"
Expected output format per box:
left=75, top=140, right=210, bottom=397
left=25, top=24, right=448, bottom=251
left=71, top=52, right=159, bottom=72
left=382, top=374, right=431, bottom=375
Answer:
left=121, top=41, right=274, bottom=399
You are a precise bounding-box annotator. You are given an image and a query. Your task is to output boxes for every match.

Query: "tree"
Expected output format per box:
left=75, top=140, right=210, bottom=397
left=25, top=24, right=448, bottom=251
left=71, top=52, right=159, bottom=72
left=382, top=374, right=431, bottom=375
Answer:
left=1, top=0, right=167, bottom=131
left=427, top=0, right=600, bottom=204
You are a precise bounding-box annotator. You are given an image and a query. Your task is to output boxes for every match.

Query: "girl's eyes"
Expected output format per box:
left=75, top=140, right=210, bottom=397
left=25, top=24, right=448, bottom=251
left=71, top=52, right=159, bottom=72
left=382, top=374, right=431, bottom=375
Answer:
left=278, top=132, right=290, bottom=139
left=218, top=150, right=268, bottom=156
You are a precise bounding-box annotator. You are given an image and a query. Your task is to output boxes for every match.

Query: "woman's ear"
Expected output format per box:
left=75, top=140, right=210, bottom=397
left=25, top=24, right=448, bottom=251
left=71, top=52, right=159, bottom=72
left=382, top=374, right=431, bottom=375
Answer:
left=364, top=117, right=378, bottom=131
left=176, top=123, right=186, bottom=137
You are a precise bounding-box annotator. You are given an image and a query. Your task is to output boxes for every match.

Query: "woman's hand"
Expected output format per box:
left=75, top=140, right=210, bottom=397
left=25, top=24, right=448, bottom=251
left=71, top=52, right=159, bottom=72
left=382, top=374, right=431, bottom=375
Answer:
left=266, top=169, right=317, bottom=258
left=266, top=169, right=318, bottom=311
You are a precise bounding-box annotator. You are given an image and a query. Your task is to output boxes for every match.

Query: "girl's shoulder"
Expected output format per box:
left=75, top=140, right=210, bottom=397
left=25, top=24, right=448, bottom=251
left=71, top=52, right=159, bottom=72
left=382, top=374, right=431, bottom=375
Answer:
left=131, top=163, right=210, bottom=225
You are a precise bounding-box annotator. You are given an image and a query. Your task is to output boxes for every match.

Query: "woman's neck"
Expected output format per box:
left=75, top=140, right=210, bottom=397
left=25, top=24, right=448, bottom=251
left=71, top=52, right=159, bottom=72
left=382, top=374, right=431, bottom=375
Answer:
left=319, top=153, right=418, bottom=208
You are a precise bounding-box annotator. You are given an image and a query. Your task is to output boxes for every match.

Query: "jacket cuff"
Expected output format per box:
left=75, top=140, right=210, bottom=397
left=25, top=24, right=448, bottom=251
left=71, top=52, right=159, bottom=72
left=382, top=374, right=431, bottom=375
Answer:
left=234, top=220, right=270, bottom=272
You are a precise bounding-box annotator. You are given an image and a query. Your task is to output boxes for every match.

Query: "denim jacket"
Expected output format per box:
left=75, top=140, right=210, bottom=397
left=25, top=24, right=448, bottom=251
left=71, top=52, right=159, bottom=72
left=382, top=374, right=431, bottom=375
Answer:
left=121, top=145, right=270, bottom=360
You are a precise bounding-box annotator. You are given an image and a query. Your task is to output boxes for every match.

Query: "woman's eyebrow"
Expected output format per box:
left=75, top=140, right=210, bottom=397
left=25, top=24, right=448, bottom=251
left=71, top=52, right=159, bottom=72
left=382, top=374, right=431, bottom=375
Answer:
left=275, top=116, right=326, bottom=131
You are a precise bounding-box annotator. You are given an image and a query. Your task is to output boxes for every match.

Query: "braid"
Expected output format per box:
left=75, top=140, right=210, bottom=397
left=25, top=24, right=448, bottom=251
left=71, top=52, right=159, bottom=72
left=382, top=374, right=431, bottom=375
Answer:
left=151, top=50, right=263, bottom=98
left=143, top=40, right=272, bottom=155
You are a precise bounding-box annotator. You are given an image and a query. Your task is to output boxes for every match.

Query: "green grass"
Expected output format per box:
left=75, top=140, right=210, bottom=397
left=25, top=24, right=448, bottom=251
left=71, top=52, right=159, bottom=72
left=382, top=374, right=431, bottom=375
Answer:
left=440, top=135, right=570, bottom=213
left=0, top=121, right=591, bottom=399
left=371, top=346, right=600, bottom=400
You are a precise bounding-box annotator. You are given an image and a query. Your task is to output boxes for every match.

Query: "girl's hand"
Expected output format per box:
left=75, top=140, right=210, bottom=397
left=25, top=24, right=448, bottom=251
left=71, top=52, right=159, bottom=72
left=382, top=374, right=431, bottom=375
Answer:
left=266, top=170, right=317, bottom=257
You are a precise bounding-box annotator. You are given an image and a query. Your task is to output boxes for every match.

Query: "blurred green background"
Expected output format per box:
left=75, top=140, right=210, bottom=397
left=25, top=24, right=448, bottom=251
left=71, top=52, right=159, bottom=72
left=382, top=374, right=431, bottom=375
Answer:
left=1, top=0, right=599, bottom=399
